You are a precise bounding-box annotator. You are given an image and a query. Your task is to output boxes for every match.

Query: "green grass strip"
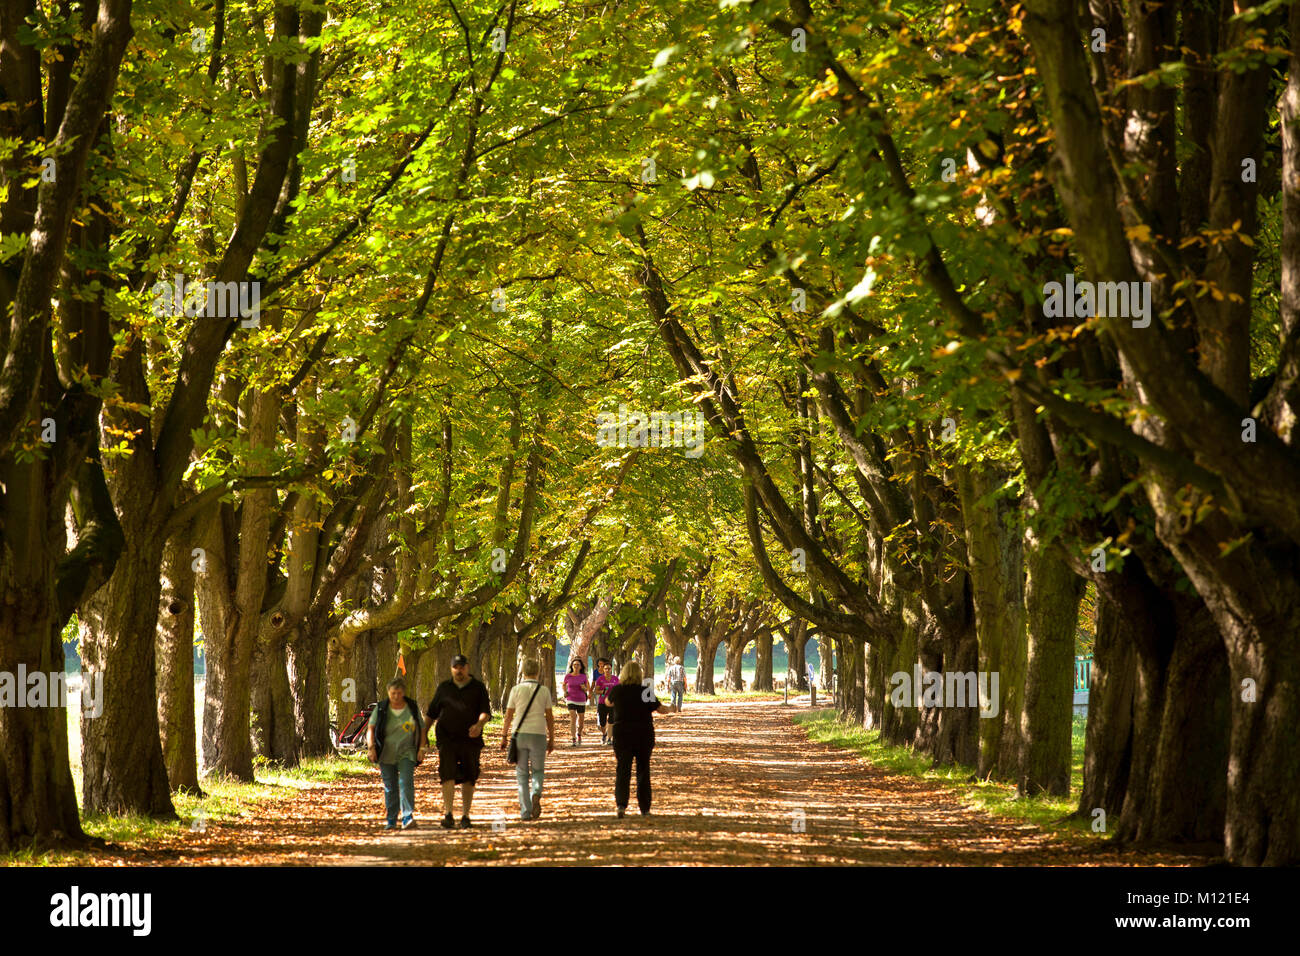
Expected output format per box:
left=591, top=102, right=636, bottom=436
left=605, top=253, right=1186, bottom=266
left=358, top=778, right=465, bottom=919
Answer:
left=790, top=708, right=1098, bottom=837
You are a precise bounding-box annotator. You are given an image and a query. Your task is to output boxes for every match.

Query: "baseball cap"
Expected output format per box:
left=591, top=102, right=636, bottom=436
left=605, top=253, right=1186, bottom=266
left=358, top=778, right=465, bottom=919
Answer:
left=451, top=654, right=469, bottom=666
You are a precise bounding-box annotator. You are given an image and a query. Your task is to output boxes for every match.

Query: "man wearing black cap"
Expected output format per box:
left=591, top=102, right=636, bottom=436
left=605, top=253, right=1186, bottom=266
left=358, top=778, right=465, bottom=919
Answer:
left=425, top=654, right=492, bottom=829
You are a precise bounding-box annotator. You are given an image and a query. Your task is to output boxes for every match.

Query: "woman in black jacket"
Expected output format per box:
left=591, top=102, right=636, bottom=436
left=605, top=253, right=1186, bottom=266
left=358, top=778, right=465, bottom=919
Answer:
left=605, top=659, right=676, bottom=817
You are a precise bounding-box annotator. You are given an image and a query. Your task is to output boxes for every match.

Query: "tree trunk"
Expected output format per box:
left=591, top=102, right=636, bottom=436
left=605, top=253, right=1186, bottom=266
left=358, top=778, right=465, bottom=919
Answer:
left=156, top=530, right=200, bottom=793
left=1077, top=593, right=1134, bottom=827
left=251, top=632, right=297, bottom=765
left=635, top=630, right=655, bottom=683
left=289, top=630, right=331, bottom=759
left=1018, top=545, right=1083, bottom=796
left=817, top=636, right=833, bottom=691
left=928, top=613, right=980, bottom=767
left=721, top=632, right=746, bottom=691
left=195, top=390, right=279, bottom=780
left=539, top=636, right=557, bottom=698
left=0, top=584, right=84, bottom=849
left=591, top=630, right=611, bottom=679
left=79, top=533, right=176, bottom=816
left=863, top=636, right=886, bottom=730
left=1158, top=527, right=1298, bottom=863
left=428, top=635, right=458, bottom=695
left=407, top=647, right=431, bottom=708
left=879, top=601, right=921, bottom=747
left=833, top=635, right=864, bottom=723
left=753, top=630, right=773, bottom=691
left=693, top=636, right=720, bottom=694
left=783, top=622, right=809, bottom=691
left=663, top=627, right=690, bottom=669
left=958, top=465, right=1026, bottom=780
left=1224, top=616, right=1300, bottom=865
left=1141, top=604, right=1227, bottom=845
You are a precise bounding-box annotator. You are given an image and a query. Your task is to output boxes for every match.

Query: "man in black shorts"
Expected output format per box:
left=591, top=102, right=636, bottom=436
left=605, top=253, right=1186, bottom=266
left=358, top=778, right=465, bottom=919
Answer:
left=425, top=654, right=492, bottom=829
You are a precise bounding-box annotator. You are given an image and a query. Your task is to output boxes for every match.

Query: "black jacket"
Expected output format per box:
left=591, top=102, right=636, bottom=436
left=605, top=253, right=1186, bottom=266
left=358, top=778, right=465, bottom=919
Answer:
left=372, top=695, right=422, bottom=756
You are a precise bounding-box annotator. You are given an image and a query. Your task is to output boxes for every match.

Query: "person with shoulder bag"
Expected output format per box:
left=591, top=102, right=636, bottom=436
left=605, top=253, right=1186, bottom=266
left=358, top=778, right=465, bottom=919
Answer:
left=366, top=677, right=423, bottom=830
left=500, top=657, right=555, bottom=820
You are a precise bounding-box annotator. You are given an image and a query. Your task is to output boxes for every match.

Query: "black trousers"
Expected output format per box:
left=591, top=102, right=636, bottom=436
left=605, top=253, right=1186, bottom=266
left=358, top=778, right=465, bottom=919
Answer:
left=613, top=732, right=654, bottom=813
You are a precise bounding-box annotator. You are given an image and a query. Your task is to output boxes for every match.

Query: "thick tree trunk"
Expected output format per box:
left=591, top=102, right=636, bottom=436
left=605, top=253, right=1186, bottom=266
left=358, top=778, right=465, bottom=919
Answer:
left=406, top=648, right=431, bottom=708
left=929, top=614, right=980, bottom=767
left=663, top=628, right=690, bottom=668
left=817, top=636, right=833, bottom=691
left=195, top=408, right=277, bottom=780
left=328, top=628, right=378, bottom=727
left=0, top=587, right=84, bottom=849
left=693, top=636, right=720, bottom=694
left=863, top=637, right=885, bottom=730
left=157, top=531, right=200, bottom=793
left=1077, top=594, right=1134, bottom=827
left=251, top=633, right=297, bottom=765
left=722, top=632, right=746, bottom=691
left=1079, top=565, right=1228, bottom=849
left=958, top=466, right=1026, bottom=780
left=753, top=630, right=773, bottom=691
left=591, top=631, right=611, bottom=678
left=1140, top=605, right=1227, bottom=845
left=1018, top=545, right=1083, bottom=796
left=833, top=635, right=864, bottom=724
left=879, top=607, right=920, bottom=747
left=1160, top=528, right=1300, bottom=863
left=79, top=533, right=175, bottom=816
left=1224, top=619, right=1300, bottom=865
left=783, top=622, right=809, bottom=691
left=325, top=636, right=350, bottom=735
left=911, top=621, right=944, bottom=756
left=357, top=632, right=380, bottom=706
left=540, top=636, right=557, bottom=698
left=289, top=630, right=331, bottom=759
left=427, top=635, right=459, bottom=695
left=635, top=630, right=655, bottom=683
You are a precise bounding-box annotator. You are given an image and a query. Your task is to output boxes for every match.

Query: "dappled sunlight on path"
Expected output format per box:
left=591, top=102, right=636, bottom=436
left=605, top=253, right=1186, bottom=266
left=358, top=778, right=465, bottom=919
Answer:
left=84, top=698, right=1204, bottom=866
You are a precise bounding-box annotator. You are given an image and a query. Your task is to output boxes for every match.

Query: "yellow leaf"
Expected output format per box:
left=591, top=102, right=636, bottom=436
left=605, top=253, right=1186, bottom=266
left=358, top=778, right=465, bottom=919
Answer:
left=1125, top=224, right=1152, bottom=243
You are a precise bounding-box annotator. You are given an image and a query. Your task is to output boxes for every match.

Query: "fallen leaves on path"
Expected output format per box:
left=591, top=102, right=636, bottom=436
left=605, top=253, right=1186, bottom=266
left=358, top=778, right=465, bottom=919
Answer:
left=76, top=698, right=1208, bottom=866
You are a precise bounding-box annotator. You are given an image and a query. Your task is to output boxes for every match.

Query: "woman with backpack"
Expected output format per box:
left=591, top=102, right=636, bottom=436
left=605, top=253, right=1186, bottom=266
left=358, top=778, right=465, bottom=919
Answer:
left=366, top=677, right=424, bottom=830
left=500, top=658, right=555, bottom=820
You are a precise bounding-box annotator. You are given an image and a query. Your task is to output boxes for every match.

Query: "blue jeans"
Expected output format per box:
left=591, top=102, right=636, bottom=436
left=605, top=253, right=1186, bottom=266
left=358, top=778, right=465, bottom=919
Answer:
left=380, top=756, right=416, bottom=826
left=514, top=732, right=547, bottom=819
left=671, top=682, right=685, bottom=709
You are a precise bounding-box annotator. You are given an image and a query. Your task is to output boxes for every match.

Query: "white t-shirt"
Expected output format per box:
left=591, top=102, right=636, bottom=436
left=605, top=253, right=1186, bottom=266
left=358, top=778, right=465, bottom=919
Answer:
left=507, top=680, right=552, bottom=736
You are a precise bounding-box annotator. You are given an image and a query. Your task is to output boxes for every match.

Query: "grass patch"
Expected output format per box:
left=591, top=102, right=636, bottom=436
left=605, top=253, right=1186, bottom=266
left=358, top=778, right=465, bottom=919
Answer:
left=791, top=708, right=1097, bottom=837
left=4, top=751, right=381, bottom=867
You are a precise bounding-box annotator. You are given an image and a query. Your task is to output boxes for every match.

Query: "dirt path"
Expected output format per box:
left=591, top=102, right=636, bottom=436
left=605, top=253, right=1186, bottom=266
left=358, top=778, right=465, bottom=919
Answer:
left=103, top=698, right=1204, bottom=865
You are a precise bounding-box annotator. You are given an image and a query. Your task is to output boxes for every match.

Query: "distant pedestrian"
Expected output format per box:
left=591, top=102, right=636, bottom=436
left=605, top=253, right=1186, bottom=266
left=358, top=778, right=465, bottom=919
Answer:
left=606, top=660, right=676, bottom=817
left=500, top=657, right=555, bottom=820
left=667, top=655, right=686, bottom=711
left=563, top=656, right=591, bottom=746
left=425, top=654, right=492, bottom=829
left=592, top=658, right=619, bottom=746
left=367, top=678, right=423, bottom=830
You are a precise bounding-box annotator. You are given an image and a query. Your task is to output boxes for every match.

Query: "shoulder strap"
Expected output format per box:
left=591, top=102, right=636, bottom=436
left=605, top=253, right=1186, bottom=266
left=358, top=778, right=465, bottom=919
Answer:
left=516, top=681, right=543, bottom=727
